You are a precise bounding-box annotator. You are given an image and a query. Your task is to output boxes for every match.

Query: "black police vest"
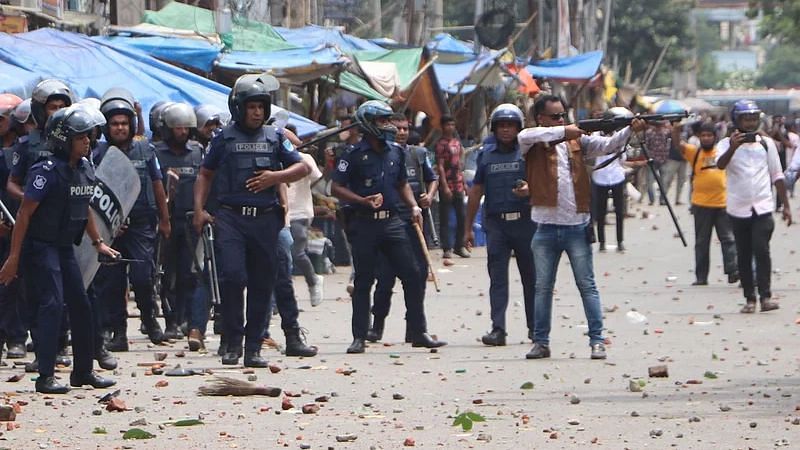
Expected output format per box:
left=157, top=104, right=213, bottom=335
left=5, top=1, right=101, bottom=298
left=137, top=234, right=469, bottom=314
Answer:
left=404, top=145, right=427, bottom=198
left=1, top=148, right=20, bottom=216
left=28, top=157, right=96, bottom=246
left=156, top=141, right=203, bottom=214
left=126, top=139, right=157, bottom=211
left=215, top=124, right=282, bottom=202
left=480, top=143, right=528, bottom=215
left=17, top=130, right=51, bottom=183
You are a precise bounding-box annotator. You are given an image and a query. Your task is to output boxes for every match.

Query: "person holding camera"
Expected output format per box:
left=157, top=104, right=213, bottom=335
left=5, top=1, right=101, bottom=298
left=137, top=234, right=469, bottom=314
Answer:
left=716, top=100, right=792, bottom=313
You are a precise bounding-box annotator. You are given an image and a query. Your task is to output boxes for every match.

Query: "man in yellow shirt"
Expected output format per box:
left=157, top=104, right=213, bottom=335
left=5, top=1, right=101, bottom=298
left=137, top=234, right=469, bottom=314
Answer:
left=672, top=122, right=738, bottom=286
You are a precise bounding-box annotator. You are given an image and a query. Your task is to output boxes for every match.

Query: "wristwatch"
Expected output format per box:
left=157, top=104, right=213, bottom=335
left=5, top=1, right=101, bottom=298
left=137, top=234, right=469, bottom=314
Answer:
left=92, top=238, right=105, bottom=247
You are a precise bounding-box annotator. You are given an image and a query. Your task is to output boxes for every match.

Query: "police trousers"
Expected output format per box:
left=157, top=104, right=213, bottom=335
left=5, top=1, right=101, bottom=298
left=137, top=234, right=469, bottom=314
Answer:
left=372, top=220, right=428, bottom=322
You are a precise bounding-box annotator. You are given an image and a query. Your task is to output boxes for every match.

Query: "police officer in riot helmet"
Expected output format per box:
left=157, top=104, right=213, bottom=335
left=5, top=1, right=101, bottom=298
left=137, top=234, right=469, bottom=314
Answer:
left=154, top=103, right=207, bottom=348
left=193, top=74, right=309, bottom=367
left=367, top=113, right=439, bottom=343
left=94, top=88, right=171, bottom=348
left=332, top=100, right=446, bottom=354
left=7, top=79, right=73, bottom=201
left=149, top=101, right=173, bottom=144
left=0, top=106, right=119, bottom=393
left=464, top=103, right=536, bottom=347
left=194, top=104, right=230, bottom=149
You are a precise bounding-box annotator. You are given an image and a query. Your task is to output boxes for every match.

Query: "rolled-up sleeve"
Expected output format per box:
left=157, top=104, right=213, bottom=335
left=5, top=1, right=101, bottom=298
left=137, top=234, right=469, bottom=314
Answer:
left=518, top=126, right=565, bottom=157
left=579, top=126, right=632, bottom=158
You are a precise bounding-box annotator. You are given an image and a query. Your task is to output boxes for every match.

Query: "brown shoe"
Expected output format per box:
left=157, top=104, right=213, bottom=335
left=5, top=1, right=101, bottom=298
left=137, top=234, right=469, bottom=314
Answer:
left=187, top=329, right=205, bottom=352
left=760, top=298, right=780, bottom=312
left=740, top=301, right=756, bottom=314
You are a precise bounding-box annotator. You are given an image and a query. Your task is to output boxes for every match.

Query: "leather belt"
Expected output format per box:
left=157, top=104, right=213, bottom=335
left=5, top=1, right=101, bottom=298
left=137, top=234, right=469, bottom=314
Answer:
left=499, top=212, right=522, bottom=221
left=355, top=210, right=392, bottom=220
left=221, top=204, right=275, bottom=217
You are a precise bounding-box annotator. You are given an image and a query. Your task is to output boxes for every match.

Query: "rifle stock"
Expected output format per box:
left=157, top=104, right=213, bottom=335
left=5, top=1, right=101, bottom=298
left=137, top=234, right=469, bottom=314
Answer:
left=578, top=112, right=689, bottom=134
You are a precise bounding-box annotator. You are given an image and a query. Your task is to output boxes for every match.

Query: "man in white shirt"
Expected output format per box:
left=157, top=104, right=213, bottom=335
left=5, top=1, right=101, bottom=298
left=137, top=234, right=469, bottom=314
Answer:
left=288, top=150, right=325, bottom=306
left=517, top=95, right=645, bottom=360
left=716, top=100, right=792, bottom=313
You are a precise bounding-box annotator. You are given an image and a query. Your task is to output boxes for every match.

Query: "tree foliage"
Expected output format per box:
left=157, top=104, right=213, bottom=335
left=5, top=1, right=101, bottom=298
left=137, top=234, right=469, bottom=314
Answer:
left=606, top=0, right=694, bottom=88
left=748, top=0, right=800, bottom=43
left=757, top=44, right=800, bottom=87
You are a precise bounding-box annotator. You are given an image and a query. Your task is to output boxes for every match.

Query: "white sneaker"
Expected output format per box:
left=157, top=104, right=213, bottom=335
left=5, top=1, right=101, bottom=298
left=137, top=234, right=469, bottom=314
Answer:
left=309, top=275, right=324, bottom=307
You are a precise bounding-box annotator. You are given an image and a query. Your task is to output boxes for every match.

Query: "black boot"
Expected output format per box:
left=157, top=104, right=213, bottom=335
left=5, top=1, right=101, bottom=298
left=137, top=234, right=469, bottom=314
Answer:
left=95, top=345, right=118, bottom=370
left=481, top=328, right=507, bottom=346
left=164, top=319, right=183, bottom=340
left=243, top=350, right=268, bottom=368
left=366, top=316, right=385, bottom=343
left=141, top=315, right=165, bottom=345
left=221, top=344, right=242, bottom=365
left=36, top=376, right=69, bottom=394
left=25, top=359, right=39, bottom=373
left=55, top=347, right=72, bottom=367
left=6, top=342, right=26, bottom=359
left=106, top=325, right=129, bottom=352
left=284, top=329, right=317, bottom=357
left=217, top=335, right=228, bottom=357
left=346, top=338, right=366, bottom=354
left=410, top=332, right=447, bottom=348
left=70, top=371, right=116, bottom=388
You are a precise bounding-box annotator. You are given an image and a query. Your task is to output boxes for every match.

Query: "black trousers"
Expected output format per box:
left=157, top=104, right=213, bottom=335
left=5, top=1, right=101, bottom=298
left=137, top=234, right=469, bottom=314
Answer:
left=692, top=206, right=737, bottom=283
left=591, top=181, right=625, bottom=244
left=729, top=211, right=774, bottom=300
left=439, top=191, right=465, bottom=251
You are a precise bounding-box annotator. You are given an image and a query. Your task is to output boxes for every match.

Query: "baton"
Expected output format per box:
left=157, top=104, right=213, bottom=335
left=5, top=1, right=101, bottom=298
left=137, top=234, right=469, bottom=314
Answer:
left=413, top=222, right=440, bottom=293
left=98, top=254, right=145, bottom=264
left=0, top=199, right=15, bottom=226
left=203, top=223, right=222, bottom=307
left=424, top=208, right=439, bottom=247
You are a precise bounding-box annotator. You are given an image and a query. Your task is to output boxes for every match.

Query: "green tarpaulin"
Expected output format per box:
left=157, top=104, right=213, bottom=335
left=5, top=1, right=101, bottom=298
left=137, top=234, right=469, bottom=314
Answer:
left=325, top=72, right=387, bottom=101
left=142, top=2, right=294, bottom=52
left=353, top=49, right=423, bottom=90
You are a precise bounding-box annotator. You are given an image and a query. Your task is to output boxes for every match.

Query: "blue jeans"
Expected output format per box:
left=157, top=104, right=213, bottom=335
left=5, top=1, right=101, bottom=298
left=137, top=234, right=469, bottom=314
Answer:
left=265, top=227, right=300, bottom=336
left=531, top=223, right=604, bottom=346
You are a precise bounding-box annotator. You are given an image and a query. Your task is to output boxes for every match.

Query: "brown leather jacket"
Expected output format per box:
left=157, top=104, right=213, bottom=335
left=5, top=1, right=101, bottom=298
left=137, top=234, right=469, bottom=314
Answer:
left=525, top=139, right=591, bottom=213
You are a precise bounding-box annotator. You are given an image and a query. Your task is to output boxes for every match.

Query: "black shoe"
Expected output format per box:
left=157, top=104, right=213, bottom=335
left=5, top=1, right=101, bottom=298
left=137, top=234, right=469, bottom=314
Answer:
left=481, top=329, right=507, bottom=346
left=106, top=331, right=129, bottom=352
left=56, top=349, right=71, bottom=367
left=760, top=297, right=780, bottom=312
left=6, top=342, right=26, bottom=359
left=728, top=273, right=739, bottom=284
left=221, top=345, right=242, bottom=365
left=36, top=376, right=69, bottom=394
left=404, top=330, right=412, bottom=344
left=410, top=333, right=447, bottom=348
left=454, top=247, right=471, bottom=258
left=616, top=242, right=626, bottom=253
left=164, top=322, right=183, bottom=340
left=244, top=350, right=268, bottom=368
left=142, top=317, right=165, bottom=345
left=95, top=348, right=118, bottom=370
left=284, top=329, right=318, bottom=357
left=346, top=338, right=365, bottom=354
left=691, top=280, right=708, bottom=286
left=366, top=317, right=385, bottom=343
left=70, top=371, right=116, bottom=388
left=525, top=343, right=551, bottom=359
left=217, top=336, right=228, bottom=357
left=590, top=343, right=607, bottom=360
left=598, top=242, right=606, bottom=252
left=25, top=359, right=38, bottom=373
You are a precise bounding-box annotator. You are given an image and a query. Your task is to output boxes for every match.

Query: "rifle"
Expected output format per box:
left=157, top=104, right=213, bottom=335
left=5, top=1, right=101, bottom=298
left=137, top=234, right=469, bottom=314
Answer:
left=578, top=112, right=689, bottom=134
left=202, top=222, right=221, bottom=308
left=155, top=171, right=179, bottom=315
left=296, top=121, right=360, bottom=151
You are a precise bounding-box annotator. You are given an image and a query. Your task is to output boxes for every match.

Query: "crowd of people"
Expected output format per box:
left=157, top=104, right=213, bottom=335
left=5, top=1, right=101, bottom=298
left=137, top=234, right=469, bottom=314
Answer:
left=0, top=77, right=794, bottom=394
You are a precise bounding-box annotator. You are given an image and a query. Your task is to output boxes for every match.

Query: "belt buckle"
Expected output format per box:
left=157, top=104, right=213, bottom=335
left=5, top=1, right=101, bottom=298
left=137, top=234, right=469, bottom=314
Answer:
left=375, top=210, right=389, bottom=219
left=241, top=206, right=258, bottom=217
left=503, top=212, right=521, bottom=221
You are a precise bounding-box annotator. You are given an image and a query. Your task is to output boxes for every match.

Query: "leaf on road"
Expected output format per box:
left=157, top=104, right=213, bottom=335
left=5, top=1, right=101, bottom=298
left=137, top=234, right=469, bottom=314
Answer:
left=122, top=428, right=156, bottom=440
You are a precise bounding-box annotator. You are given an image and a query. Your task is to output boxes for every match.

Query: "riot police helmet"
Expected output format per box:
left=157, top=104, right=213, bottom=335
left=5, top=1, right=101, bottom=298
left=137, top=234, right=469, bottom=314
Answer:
left=489, top=103, right=524, bottom=131
left=0, top=93, right=23, bottom=119
left=355, top=100, right=396, bottom=141
left=195, top=104, right=230, bottom=128
left=31, top=79, right=73, bottom=128
left=160, top=102, right=197, bottom=142
left=11, top=99, right=32, bottom=125
left=45, top=105, right=96, bottom=158
left=228, top=74, right=274, bottom=125
left=148, top=100, right=174, bottom=134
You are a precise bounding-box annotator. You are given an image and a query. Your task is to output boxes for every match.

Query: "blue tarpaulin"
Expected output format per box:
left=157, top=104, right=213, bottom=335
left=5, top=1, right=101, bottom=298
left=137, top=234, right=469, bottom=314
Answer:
left=0, top=29, right=324, bottom=137
left=427, top=33, right=474, bottom=57
left=274, top=25, right=384, bottom=53
left=93, top=35, right=221, bottom=73
left=527, top=50, right=603, bottom=80
left=217, top=46, right=346, bottom=76
left=433, top=54, right=498, bottom=94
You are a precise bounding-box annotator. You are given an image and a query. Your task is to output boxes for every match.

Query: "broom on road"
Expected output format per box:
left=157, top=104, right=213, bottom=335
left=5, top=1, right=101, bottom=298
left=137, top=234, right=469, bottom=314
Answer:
left=198, top=376, right=282, bottom=397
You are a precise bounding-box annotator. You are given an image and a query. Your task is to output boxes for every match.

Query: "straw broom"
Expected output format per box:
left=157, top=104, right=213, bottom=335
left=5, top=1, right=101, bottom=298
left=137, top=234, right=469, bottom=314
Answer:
left=198, top=376, right=282, bottom=397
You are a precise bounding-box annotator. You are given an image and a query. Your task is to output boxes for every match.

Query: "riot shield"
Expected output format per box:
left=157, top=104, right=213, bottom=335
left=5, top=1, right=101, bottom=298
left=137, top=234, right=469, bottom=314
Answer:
left=75, top=146, right=141, bottom=288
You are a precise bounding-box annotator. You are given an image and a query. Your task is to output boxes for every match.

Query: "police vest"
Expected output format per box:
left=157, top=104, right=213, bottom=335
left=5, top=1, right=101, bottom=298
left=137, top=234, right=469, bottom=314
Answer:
left=404, top=145, right=427, bottom=197
left=215, top=124, right=283, bottom=203
left=156, top=141, right=203, bottom=214
left=15, top=130, right=51, bottom=183
left=28, top=157, right=96, bottom=246
left=480, top=143, right=528, bottom=215
left=126, top=139, right=157, bottom=212
left=1, top=148, right=20, bottom=216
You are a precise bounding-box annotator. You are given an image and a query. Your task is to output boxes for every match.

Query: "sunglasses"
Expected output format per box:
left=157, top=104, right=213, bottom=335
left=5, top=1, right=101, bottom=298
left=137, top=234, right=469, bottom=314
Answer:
left=546, top=112, right=568, bottom=120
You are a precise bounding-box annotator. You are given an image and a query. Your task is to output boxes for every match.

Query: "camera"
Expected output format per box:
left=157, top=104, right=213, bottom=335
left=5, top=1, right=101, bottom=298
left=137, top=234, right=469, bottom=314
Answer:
left=742, top=132, right=757, bottom=143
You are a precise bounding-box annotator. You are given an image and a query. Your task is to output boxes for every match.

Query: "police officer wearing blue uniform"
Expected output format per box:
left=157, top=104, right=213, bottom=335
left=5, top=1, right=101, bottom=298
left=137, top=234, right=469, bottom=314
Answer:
left=95, top=88, right=171, bottom=349
left=0, top=105, right=118, bottom=393
left=154, top=103, right=204, bottom=344
left=464, top=104, right=536, bottom=347
left=193, top=74, right=309, bottom=367
left=367, top=113, right=438, bottom=343
left=332, top=100, right=446, bottom=353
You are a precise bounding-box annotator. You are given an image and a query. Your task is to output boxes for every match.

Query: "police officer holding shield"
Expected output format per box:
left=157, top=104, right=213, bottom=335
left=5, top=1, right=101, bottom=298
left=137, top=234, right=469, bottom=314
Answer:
left=154, top=103, right=205, bottom=345
left=95, top=88, right=171, bottom=349
left=464, top=104, right=536, bottom=346
left=332, top=100, right=446, bottom=353
left=193, top=75, right=309, bottom=367
left=0, top=105, right=118, bottom=393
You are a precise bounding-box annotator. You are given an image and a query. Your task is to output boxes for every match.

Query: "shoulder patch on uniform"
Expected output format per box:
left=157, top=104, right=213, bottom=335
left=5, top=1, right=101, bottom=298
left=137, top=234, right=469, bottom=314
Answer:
left=11, top=152, right=20, bottom=166
left=337, top=159, right=349, bottom=172
left=43, top=160, right=54, bottom=171
left=282, top=139, right=295, bottom=152
left=33, top=174, right=47, bottom=190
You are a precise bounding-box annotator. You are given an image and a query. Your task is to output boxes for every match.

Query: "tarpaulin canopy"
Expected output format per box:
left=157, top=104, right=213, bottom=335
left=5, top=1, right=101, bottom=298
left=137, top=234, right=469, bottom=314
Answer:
left=329, top=72, right=388, bottom=102
left=275, top=24, right=384, bottom=53
left=527, top=50, right=603, bottom=81
left=93, top=35, right=221, bottom=72
left=353, top=49, right=423, bottom=90
left=426, top=33, right=475, bottom=63
left=216, top=46, right=347, bottom=83
left=142, top=1, right=294, bottom=52
left=433, top=53, right=500, bottom=94
left=0, top=29, right=324, bottom=137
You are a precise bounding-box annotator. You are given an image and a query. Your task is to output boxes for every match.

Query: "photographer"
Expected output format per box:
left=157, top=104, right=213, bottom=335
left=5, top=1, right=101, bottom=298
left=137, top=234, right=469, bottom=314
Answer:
left=716, top=100, right=792, bottom=314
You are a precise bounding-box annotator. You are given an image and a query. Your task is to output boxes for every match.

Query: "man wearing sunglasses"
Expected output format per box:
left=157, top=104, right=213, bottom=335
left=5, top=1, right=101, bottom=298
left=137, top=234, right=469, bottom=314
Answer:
left=518, top=95, right=646, bottom=360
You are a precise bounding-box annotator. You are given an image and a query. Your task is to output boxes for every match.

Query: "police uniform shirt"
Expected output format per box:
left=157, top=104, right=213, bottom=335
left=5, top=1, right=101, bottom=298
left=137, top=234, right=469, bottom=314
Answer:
left=332, top=139, right=408, bottom=212
left=202, top=124, right=302, bottom=208
left=10, top=129, right=48, bottom=182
